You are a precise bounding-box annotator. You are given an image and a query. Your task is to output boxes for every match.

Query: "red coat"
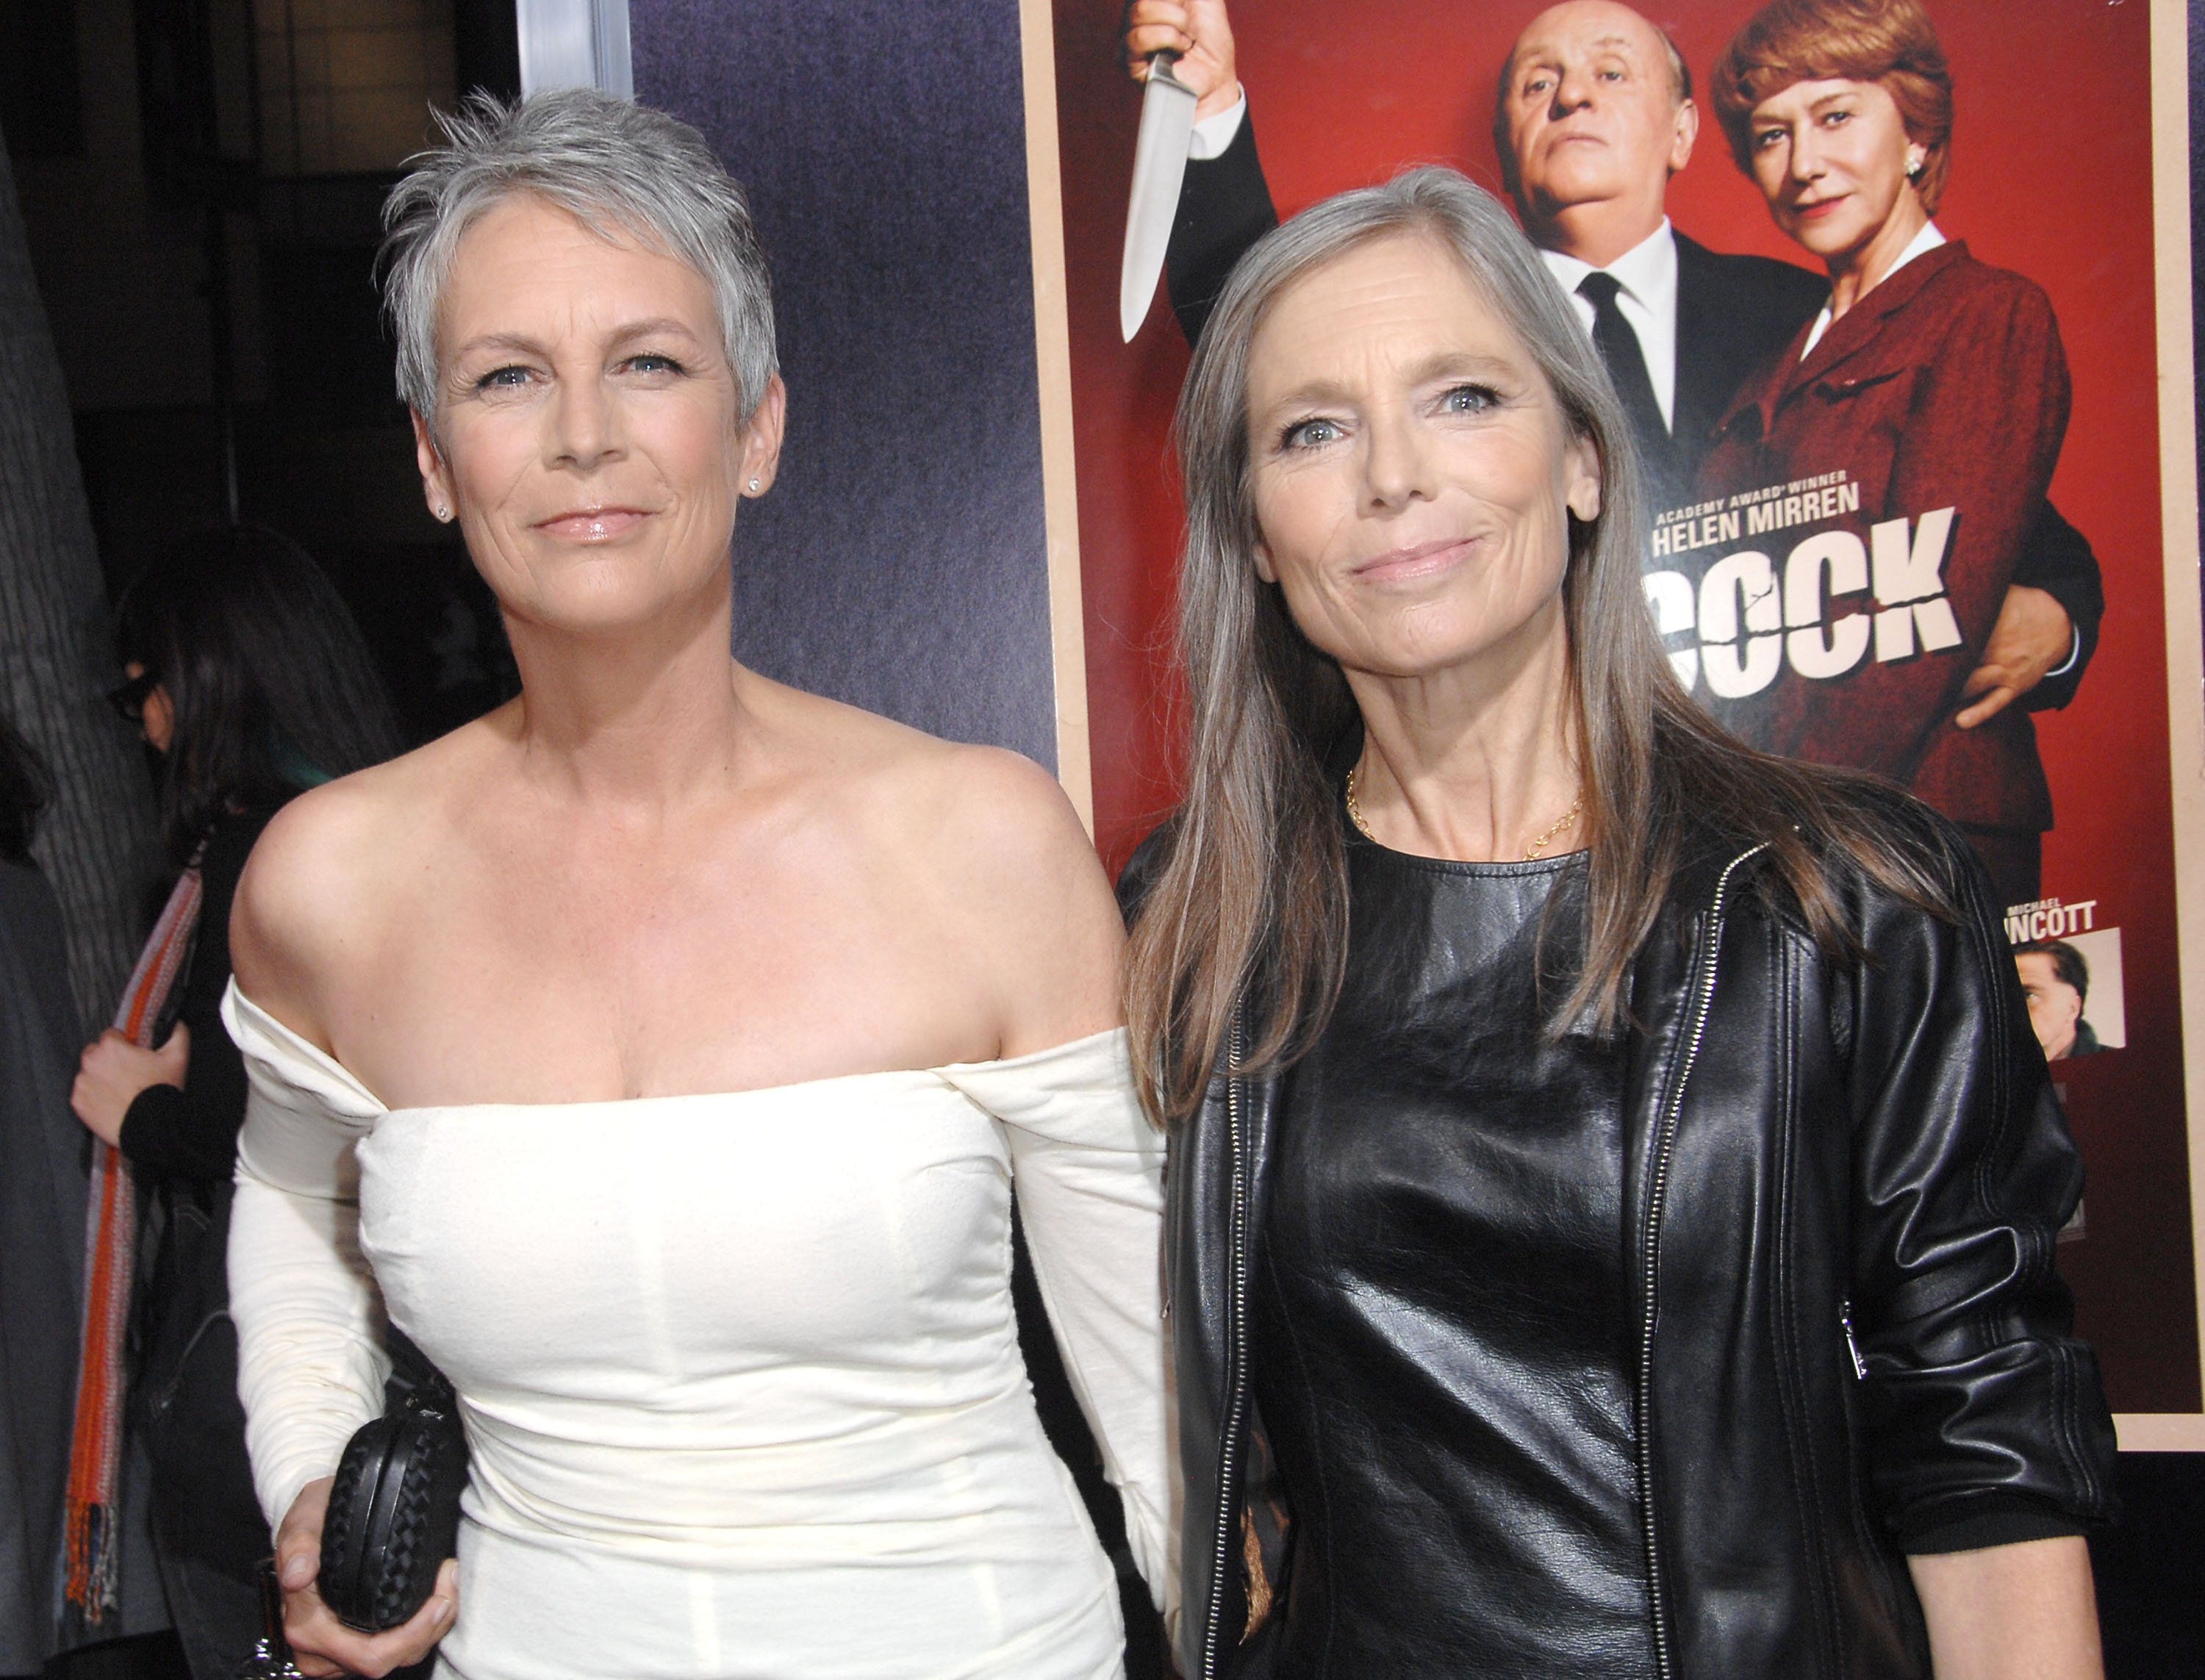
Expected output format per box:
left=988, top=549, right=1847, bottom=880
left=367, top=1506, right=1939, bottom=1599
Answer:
left=1692, top=240, right=2068, bottom=833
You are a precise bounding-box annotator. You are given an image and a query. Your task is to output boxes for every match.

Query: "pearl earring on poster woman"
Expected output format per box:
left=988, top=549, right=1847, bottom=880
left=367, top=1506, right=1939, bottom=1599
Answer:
left=1905, top=153, right=1924, bottom=180
left=434, top=503, right=452, bottom=522
left=747, top=478, right=761, bottom=494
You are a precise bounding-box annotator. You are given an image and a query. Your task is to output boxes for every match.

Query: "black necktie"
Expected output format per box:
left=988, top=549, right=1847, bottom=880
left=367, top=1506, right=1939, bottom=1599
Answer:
left=1577, top=270, right=1673, bottom=490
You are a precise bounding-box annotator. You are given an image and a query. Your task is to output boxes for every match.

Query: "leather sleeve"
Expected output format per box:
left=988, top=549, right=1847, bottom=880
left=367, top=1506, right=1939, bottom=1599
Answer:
left=1166, top=112, right=1279, bottom=347
left=1113, top=816, right=1177, bottom=923
left=2008, top=500, right=2104, bottom=714
left=1840, top=816, right=2118, bottom=1540
left=1896, top=1490, right=2086, bottom=1554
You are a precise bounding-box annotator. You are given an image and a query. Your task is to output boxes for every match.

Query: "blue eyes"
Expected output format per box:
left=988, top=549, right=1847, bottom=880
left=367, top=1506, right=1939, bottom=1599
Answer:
left=470, top=353, right=686, bottom=393
left=1754, top=110, right=1856, bottom=149
left=1277, top=386, right=1499, bottom=450
left=1283, top=418, right=1342, bottom=449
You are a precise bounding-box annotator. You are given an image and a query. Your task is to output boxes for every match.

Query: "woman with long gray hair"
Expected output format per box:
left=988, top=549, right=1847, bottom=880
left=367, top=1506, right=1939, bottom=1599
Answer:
left=221, top=90, right=1170, bottom=1678
left=1123, top=165, right=2113, bottom=1678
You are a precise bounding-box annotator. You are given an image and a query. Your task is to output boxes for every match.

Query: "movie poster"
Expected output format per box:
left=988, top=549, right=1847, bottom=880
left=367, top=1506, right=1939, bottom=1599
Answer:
left=1047, top=0, right=2205, bottom=1435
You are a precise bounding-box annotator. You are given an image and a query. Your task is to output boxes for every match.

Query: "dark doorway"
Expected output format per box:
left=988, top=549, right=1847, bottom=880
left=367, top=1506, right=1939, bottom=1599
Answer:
left=13, top=0, right=523, bottom=747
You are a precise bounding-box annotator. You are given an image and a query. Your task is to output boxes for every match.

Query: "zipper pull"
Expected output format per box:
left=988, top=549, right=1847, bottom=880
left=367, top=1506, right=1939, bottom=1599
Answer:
left=1840, top=1300, right=1867, bottom=1380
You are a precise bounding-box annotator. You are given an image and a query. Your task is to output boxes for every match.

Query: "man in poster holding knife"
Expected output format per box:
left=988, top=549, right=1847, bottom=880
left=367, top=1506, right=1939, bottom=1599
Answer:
left=1121, top=0, right=2103, bottom=736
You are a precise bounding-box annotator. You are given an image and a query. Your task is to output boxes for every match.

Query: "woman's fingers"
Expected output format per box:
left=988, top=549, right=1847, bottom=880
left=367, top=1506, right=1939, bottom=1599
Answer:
left=276, top=1476, right=332, bottom=1590
left=285, top=1587, right=456, bottom=1679
left=284, top=1563, right=458, bottom=1678
left=272, top=1479, right=459, bottom=1676
left=429, top=1557, right=460, bottom=1637
left=69, top=1027, right=179, bottom=1144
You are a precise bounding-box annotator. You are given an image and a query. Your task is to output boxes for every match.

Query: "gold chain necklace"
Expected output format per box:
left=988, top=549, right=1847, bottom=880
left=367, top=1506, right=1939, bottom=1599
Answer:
left=1344, top=767, right=1584, bottom=861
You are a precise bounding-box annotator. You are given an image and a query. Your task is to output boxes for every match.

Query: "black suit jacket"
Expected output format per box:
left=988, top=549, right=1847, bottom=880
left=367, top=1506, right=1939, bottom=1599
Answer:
left=1162, top=111, right=2102, bottom=711
left=1668, top=231, right=1824, bottom=492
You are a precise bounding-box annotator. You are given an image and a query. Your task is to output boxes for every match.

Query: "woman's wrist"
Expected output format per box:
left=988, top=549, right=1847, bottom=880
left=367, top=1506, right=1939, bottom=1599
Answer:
left=1908, top=1535, right=2103, bottom=1679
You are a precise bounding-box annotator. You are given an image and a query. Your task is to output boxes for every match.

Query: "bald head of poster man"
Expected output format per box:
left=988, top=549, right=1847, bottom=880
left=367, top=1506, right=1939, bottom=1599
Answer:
left=1492, top=0, right=1700, bottom=268
left=1481, top=0, right=1769, bottom=501
left=1127, top=0, right=1700, bottom=258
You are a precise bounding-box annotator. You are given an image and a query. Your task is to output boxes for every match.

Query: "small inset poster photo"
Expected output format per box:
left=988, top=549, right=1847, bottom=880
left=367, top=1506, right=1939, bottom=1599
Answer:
left=2015, top=926, right=2125, bottom=1063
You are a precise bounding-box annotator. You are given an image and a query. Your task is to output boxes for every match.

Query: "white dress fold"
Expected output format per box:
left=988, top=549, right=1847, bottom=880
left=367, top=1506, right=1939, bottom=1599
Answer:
left=223, top=983, right=1175, bottom=1680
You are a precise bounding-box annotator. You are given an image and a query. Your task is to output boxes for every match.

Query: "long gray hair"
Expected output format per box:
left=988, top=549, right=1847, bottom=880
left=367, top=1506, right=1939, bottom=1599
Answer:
left=1124, top=165, right=1943, bottom=1126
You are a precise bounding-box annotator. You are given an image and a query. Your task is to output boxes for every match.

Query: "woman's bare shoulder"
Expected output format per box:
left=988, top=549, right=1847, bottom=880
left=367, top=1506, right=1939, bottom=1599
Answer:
left=760, top=687, right=1122, bottom=1048
left=759, top=681, right=1092, bottom=872
left=230, top=711, right=514, bottom=1020
left=245, top=711, right=511, bottom=887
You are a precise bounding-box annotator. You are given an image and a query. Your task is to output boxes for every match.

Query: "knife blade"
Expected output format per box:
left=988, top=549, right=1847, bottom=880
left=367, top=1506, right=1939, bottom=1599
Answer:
left=1119, top=54, right=1200, bottom=342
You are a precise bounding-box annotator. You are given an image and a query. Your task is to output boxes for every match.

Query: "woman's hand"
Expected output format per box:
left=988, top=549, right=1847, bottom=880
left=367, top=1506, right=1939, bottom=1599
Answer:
left=71, top=1024, right=190, bottom=1146
left=276, top=1476, right=458, bottom=1679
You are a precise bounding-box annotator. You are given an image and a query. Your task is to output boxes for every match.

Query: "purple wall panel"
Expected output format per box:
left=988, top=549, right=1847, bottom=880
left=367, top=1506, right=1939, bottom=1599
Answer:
left=631, top=0, right=1055, bottom=767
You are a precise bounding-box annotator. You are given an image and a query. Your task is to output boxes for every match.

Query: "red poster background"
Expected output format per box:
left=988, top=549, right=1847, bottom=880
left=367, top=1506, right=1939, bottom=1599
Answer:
left=1053, top=0, right=2198, bottom=1411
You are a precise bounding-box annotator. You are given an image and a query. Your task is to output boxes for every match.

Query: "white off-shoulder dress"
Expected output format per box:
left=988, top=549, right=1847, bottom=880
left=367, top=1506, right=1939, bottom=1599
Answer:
left=221, top=984, right=1175, bottom=1680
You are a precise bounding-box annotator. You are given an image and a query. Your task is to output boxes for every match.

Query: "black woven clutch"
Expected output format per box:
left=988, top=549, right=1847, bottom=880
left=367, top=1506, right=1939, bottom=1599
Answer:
left=318, top=1343, right=467, bottom=1634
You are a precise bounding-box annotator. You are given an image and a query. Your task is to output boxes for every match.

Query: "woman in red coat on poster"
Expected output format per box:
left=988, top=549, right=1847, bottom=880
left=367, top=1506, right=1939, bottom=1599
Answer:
left=1694, top=0, right=2073, bottom=909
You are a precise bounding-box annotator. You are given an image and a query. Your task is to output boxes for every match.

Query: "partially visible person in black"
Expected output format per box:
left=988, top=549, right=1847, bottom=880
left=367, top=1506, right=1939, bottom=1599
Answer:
left=0, top=713, right=49, bottom=861
left=1122, top=0, right=2104, bottom=725
left=1, top=717, right=82, bottom=1679
left=65, top=527, right=403, bottom=1680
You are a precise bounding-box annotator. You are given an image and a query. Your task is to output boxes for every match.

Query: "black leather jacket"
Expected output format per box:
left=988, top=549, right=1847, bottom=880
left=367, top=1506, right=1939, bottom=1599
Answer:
left=1136, top=803, right=2117, bottom=1679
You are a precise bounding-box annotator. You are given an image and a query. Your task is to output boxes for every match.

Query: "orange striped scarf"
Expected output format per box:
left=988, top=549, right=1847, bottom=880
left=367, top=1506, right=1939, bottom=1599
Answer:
left=62, top=858, right=203, bottom=1635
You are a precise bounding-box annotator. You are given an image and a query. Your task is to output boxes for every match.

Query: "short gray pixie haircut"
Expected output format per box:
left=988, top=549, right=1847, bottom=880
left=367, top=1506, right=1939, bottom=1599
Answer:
left=380, top=89, right=778, bottom=423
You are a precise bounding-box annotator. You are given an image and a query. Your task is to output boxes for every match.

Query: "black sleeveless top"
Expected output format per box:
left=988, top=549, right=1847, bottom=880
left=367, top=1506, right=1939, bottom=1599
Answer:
left=1248, top=830, right=1654, bottom=1676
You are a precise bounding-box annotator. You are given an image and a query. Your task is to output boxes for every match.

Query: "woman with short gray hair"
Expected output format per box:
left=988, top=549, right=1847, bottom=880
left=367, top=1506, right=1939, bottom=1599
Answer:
left=223, top=90, right=1172, bottom=1679
left=1124, top=164, right=2112, bottom=1676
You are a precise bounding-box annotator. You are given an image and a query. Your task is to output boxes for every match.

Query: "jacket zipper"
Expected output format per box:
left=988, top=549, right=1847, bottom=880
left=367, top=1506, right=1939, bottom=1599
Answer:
left=1202, top=1010, right=1250, bottom=1680
left=1840, top=1301, right=1867, bottom=1380
left=1636, top=844, right=1765, bottom=1680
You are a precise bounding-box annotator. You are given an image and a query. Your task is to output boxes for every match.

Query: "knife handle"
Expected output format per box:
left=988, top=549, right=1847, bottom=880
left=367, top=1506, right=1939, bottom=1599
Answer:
left=1141, top=49, right=1190, bottom=90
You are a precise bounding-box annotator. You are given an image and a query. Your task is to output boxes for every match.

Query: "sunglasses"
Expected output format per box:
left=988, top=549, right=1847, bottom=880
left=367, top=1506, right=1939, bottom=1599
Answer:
left=107, top=668, right=159, bottom=725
